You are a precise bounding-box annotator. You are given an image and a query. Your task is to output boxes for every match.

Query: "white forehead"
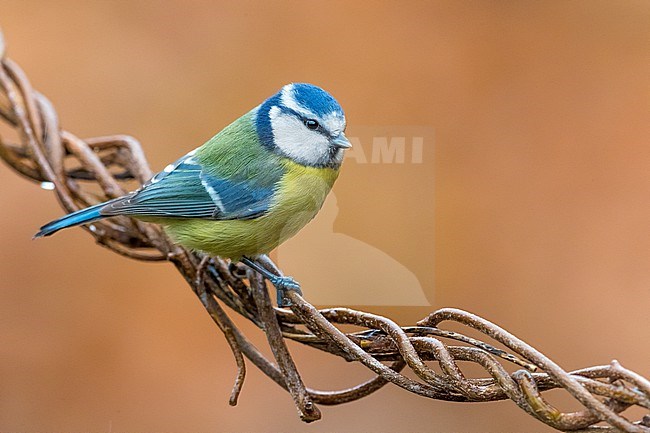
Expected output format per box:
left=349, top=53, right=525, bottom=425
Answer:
left=280, top=84, right=346, bottom=135
left=280, top=84, right=315, bottom=118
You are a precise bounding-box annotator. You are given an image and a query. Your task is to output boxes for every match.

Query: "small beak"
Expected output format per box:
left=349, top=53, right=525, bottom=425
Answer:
left=331, top=133, right=352, bottom=149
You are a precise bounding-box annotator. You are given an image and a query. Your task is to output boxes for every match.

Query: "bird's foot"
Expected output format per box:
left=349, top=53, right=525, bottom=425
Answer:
left=240, top=256, right=302, bottom=307
left=268, top=275, right=302, bottom=307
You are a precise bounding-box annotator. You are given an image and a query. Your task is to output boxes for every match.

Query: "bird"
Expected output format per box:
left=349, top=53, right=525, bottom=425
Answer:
left=35, top=83, right=351, bottom=306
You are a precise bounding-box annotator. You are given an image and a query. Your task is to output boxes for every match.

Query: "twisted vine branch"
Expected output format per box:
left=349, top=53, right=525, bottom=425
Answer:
left=1, top=29, right=648, bottom=431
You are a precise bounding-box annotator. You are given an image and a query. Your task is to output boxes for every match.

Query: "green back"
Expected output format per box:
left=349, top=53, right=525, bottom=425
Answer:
left=194, top=108, right=285, bottom=187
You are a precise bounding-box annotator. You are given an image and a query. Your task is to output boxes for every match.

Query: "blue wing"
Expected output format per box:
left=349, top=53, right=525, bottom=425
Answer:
left=100, top=152, right=278, bottom=220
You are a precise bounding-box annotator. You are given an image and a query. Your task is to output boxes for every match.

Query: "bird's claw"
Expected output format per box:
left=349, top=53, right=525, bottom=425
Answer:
left=269, top=275, right=302, bottom=307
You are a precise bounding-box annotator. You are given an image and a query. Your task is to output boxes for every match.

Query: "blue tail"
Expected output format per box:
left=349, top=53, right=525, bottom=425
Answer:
left=34, top=202, right=107, bottom=238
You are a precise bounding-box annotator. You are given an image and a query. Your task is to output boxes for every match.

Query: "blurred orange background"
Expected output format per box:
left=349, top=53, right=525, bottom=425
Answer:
left=1, top=1, right=649, bottom=432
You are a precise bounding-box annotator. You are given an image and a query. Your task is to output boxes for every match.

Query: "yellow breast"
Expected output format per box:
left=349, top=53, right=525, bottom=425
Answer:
left=159, top=160, right=339, bottom=259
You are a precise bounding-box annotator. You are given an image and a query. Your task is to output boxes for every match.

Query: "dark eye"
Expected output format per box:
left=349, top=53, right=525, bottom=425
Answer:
left=304, top=119, right=319, bottom=130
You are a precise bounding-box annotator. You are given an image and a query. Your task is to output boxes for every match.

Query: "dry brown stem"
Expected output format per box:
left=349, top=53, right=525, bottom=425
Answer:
left=1, top=30, right=648, bottom=431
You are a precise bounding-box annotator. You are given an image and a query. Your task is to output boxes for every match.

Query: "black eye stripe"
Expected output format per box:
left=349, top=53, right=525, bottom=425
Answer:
left=276, top=104, right=338, bottom=137
left=304, top=119, right=319, bottom=130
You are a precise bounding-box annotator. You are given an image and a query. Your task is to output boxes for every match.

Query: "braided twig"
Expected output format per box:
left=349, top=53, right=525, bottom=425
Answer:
left=1, top=30, right=648, bottom=430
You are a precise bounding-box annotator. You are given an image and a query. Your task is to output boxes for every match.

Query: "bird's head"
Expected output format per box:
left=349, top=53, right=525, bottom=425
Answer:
left=256, top=83, right=350, bottom=168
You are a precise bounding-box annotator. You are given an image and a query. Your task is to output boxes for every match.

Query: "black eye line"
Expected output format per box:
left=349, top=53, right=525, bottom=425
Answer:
left=300, top=115, right=332, bottom=137
left=278, top=105, right=336, bottom=138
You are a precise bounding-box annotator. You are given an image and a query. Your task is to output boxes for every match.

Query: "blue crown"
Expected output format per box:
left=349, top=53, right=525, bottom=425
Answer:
left=290, top=83, right=344, bottom=118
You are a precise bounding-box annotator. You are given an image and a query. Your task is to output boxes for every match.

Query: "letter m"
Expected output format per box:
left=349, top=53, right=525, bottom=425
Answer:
left=371, top=136, right=406, bottom=164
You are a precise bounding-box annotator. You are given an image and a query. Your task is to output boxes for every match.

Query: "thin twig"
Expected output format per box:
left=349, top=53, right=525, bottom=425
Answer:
left=195, top=256, right=246, bottom=406
left=249, top=272, right=321, bottom=422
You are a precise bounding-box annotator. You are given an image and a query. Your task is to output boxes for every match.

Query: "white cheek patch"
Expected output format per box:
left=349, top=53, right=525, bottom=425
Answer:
left=269, top=106, right=331, bottom=166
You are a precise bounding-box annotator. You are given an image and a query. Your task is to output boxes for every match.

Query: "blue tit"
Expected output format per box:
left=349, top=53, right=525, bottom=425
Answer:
left=35, top=83, right=351, bottom=305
